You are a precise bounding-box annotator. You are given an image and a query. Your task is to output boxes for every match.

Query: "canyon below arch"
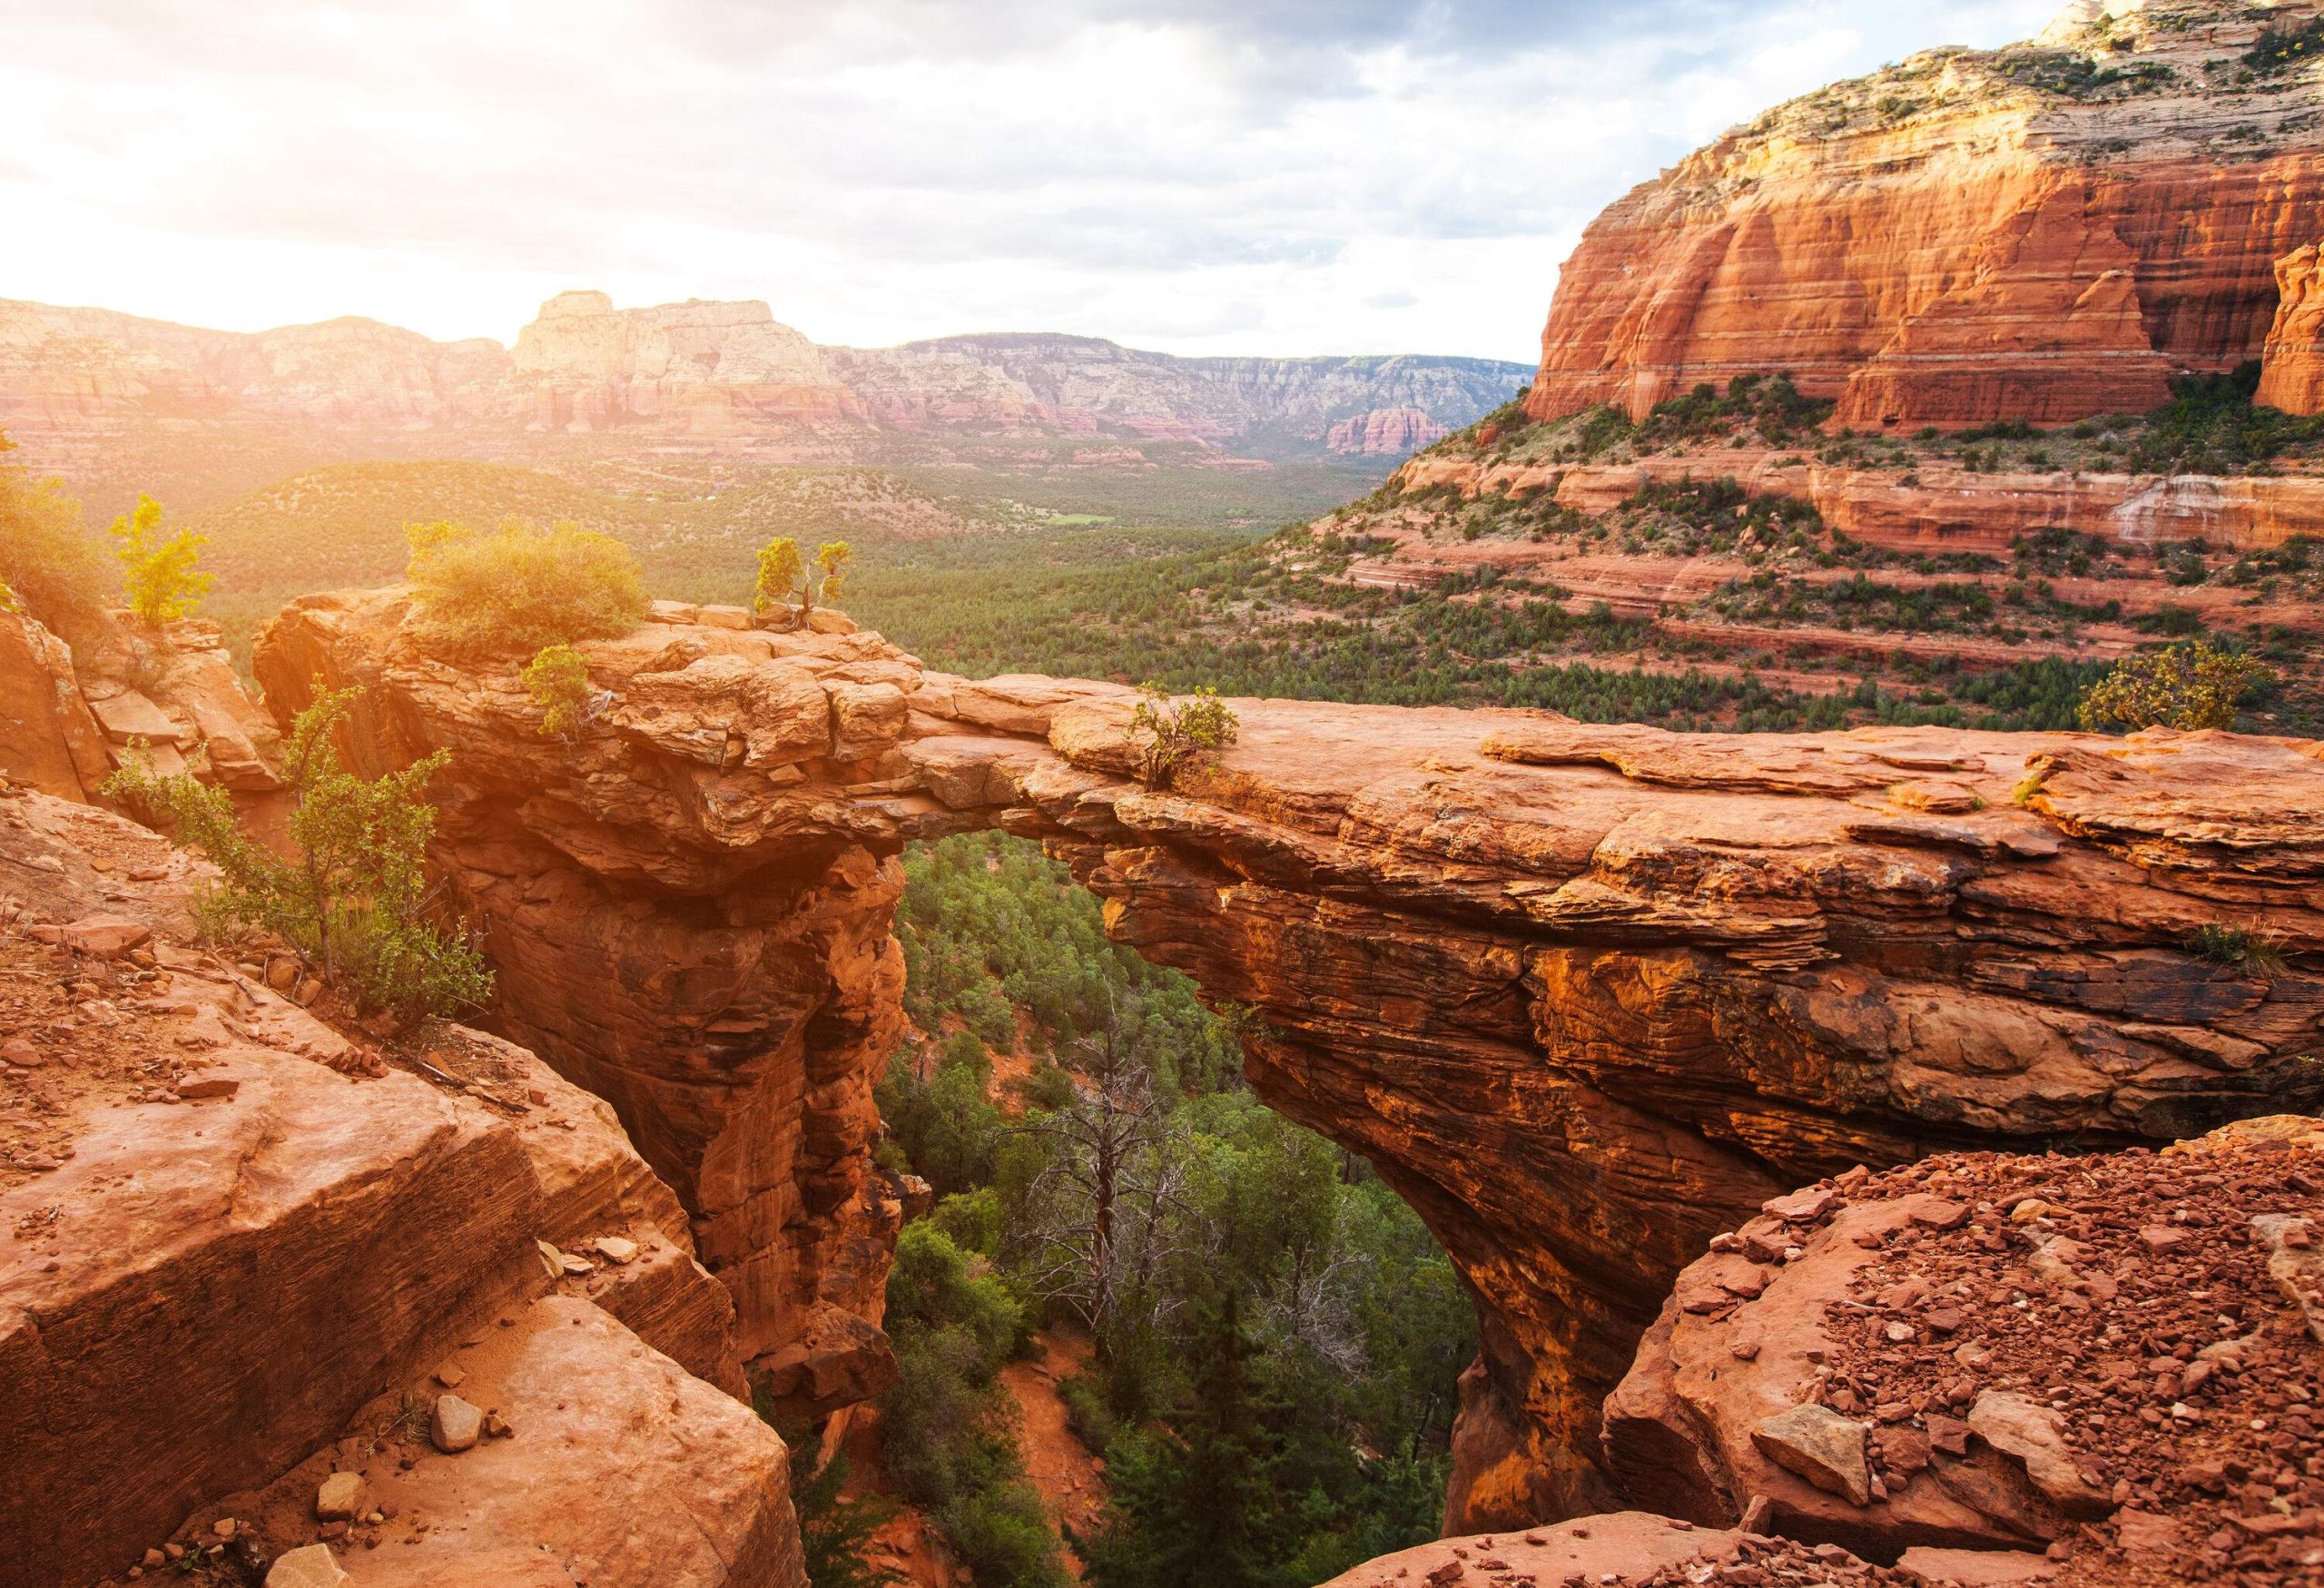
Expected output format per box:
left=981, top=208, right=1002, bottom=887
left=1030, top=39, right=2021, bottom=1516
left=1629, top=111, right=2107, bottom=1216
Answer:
left=251, top=587, right=2324, bottom=1534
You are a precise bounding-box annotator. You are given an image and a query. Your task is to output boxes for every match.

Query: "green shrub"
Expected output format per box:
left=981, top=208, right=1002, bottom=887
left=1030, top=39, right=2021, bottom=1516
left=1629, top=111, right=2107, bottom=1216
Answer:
left=405, top=519, right=648, bottom=659
left=886, top=1222, right=1025, bottom=1363
left=940, top=1484, right=1070, bottom=1588
left=1126, top=683, right=1239, bottom=791
left=754, top=536, right=854, bottom=623
left=2187, top=922, right=2287, bottom=976
left=753, top=537, right=803, bottom=617
left=931, top=1188, right=1004, bottom=1257
left=2077, top=638, right=2276, bottom=732
left=521, top=644, right=598, bottom=738
left=110, top=493, right=212, bottom=626
left=2246, top=15, right=2324, bottom=74
left=787, top=1452, right=904, bottom=1588
left=1058, top=1372, right=1117, bottom=1454
left=103, top=686, right=492, bottom=1019
left=876, top=1047, right=1005, bottom=1197
left=0, top=433, right=105, bottom=638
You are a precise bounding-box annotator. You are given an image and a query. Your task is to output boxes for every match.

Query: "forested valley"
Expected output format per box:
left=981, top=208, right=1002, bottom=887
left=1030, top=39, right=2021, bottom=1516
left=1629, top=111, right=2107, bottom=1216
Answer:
left=812, top=833, right=1475, bottom=1588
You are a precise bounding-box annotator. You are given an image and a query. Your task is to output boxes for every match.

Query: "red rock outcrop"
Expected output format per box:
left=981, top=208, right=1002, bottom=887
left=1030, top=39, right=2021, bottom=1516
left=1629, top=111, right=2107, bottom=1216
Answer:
left=255, top=588, right=2324, bottom=1530
left=1526, top=2, right=2324, bottom=429
left=1326, top=406, right=1452, bottom=456
left=1603, top=1116, right=2324, bottom=1583
left=1317, top=1514, right=2066, bottom=1588
left=0, top=606, right=281, bottom=803
left=2258, top=242, right=2324, bottom=416
left=1392, top=444, right=2324, bottom=556
left=0, top=782, right=791, bottom=1586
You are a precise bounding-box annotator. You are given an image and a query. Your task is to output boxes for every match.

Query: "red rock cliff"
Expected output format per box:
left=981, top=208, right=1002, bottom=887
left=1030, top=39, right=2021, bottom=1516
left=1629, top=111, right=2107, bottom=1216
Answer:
left=1528, top=1, right=2324, bottom=429
left=255, top=589, right=2324, bottom=1532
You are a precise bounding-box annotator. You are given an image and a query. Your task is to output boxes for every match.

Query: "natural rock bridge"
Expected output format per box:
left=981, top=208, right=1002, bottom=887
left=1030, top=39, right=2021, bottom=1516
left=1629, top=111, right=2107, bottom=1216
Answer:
left=257, top=588, right=2324, bottom=1528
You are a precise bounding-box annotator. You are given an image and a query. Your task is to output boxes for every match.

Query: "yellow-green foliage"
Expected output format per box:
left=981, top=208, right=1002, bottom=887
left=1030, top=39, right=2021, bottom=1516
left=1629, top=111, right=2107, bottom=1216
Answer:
left=110, top=493, right=213, bottom=626
left=1125, top=682, right=1239, bottom=790
left=0, top=429, right=106, bottom=636
left=522, top=644, right=596, bottom=738
left=753, top=536, right=854, bottom=621
left=103, top=687, right=492, bottom=1019
left=2077, top=638, right=2276, bottom=733
left=404, top=518, right=649, bottom=660
left=753, top=537, right=804, bottom=616
left=814, top=540, right=852, bottom=608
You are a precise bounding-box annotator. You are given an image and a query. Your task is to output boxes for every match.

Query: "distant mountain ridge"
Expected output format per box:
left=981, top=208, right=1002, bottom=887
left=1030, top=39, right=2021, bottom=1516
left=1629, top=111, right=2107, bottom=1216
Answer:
left=0, top=288, right=1529, bottom=460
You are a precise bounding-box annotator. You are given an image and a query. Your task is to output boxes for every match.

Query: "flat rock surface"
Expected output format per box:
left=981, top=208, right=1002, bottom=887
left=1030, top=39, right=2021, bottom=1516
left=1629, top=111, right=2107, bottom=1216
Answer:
left=200, top=1297, right=802, bottom=1588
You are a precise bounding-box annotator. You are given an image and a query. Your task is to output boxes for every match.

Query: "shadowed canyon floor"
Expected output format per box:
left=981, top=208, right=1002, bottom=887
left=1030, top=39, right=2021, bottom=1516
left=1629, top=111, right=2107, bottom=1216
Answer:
left=251, top=587, right=2324, bottom=1534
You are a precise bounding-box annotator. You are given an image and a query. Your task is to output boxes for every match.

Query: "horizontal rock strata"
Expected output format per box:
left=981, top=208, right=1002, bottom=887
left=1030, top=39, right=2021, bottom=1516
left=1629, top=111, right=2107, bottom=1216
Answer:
left=256, top=588, right=2324, bottom=1527
left=0, top=784, right=779, bottom=1586
left=1526, top=2, right=2324, bottom=429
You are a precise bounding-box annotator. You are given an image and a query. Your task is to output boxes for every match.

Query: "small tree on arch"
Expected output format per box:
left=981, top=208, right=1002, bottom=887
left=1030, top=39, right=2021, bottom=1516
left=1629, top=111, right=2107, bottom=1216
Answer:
left=1125, top=682, right=1239, bottom=791
left=753, top=537, right=853, bottom=625
left=522, top=643, right=604, bottom=739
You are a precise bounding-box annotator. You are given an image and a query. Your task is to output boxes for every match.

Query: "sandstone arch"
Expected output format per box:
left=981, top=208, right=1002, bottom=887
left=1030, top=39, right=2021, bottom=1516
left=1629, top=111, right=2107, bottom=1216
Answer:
left=255, top=588, right=2324, bottom=1529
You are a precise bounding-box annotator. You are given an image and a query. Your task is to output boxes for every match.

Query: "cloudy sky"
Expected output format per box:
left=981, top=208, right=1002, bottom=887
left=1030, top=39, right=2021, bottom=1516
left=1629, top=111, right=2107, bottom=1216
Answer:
left=1, top=1, right=2059, bottom=360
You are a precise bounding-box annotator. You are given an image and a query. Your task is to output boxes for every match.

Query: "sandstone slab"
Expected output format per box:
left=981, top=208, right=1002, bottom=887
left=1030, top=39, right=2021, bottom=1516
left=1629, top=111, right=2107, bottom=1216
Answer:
left=256, top=588, right=2324, bottom=1531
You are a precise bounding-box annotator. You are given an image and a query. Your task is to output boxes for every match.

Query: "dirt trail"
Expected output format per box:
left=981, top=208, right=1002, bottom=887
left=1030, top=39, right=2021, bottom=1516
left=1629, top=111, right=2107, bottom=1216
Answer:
left=1000, top=1328, right=1108, bottom=1575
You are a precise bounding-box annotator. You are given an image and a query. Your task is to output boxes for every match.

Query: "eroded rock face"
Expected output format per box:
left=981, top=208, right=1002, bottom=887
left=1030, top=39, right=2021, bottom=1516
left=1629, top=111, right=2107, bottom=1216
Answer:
left=2259, top=241, right=2324, bottom=417
left=0, top=785, right=772, bottom=1585
left=1602, top=1117, right=2324, bottom=1578
left=0, top=606, right=281, bottom=803
left=255, top=589, right=2324, bottom=1526
left=1526, top=1, right=2324, bottom=429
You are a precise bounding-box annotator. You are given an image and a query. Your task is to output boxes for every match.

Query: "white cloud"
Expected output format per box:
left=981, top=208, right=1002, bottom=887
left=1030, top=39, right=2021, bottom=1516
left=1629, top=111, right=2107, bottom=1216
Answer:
left=0, top=0, right=2061, bottom=360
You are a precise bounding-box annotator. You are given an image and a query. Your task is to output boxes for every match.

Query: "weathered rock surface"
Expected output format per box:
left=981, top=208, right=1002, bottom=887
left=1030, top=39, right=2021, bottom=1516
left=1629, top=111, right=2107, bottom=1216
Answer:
left=2259, top=241, right=2324, bottom=417
left=1526, top=1, right=2324, bottom=429
left=0, top=604, right=280, bottom=803
left=196, top=1296, right=800, bottom=1588
left=257, top=588, right=2324, bottom=1527
left=0, top=786, right=771, bottom=1585
left=1316, top=1512, right=1747, bottom=1588
left=1603, top=1116, right=2324, bottom=1578
left=1391, top=443, right=2324, bottom=557
left=1319, top=1516, right=2064, bottom=1588
left=1324, top=405, right=1453, bottom=457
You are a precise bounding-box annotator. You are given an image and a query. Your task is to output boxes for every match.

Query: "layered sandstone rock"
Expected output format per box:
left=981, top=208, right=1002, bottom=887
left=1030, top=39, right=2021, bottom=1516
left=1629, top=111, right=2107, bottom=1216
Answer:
left=256, top=589, right=2324, bottom=1528
left=1392, top=444, right=2324, bottom=555
left=1527, top=1, right=2324, bottom=429
left=1327, top=406, right=1452, bottom=456
left=0, top=605, right=281, bottom=802
left=509, top=291, right=863, bottom=435
left=0, top=784, right=780, bottom=1586
left=2259, top=242, right=2324, bottom=416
